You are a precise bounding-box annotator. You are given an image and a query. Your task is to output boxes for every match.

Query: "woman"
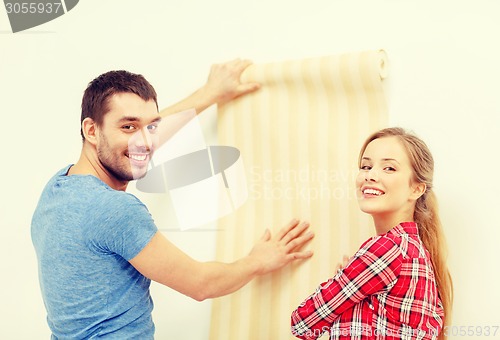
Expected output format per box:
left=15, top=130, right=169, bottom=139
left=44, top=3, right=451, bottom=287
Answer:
left=291, top=128, right=453, bottom=339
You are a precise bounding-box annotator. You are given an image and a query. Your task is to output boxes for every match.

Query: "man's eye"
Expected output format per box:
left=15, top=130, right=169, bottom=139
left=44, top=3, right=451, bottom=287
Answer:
left=147, top=124, right=158, bottom=133
left=122, top=125, right=136, bottom=131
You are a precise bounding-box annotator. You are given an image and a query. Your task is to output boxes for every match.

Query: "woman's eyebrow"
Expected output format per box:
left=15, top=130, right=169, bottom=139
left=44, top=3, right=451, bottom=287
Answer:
left=361, top=156, right=400, bottom=164
left=382, top=158, right=400, bottom=164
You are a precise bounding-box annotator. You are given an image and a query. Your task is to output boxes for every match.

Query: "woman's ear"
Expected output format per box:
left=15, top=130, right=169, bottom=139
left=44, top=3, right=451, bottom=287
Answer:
left=82, top=118, right=98, bottom=146
left=410, top=182, right=427, bottom=201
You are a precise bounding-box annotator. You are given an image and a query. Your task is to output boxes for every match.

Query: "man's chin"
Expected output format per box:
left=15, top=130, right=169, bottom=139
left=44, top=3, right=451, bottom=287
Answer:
left=130, top=167, right=150, bottom=181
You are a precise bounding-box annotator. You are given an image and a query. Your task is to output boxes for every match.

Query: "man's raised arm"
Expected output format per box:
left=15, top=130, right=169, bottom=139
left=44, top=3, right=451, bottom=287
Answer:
left=159, top=58, right=260, bottom=118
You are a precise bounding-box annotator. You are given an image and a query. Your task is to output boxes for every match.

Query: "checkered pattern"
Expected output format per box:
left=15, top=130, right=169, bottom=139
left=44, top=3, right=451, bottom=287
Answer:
left=291, top=222, right=444, bottom=339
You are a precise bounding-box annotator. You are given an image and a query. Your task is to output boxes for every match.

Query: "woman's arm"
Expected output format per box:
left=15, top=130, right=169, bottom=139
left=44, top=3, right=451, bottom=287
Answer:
left=291, top=236, right=403, bottom=340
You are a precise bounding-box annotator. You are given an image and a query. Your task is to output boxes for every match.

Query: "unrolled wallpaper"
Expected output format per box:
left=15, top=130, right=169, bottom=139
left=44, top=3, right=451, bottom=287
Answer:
left=209, top=50, right=389, bottom=339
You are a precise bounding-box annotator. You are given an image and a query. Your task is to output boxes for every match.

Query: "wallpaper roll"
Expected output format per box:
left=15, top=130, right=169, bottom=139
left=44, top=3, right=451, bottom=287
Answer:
left=209, top=50, right=389, bottom=340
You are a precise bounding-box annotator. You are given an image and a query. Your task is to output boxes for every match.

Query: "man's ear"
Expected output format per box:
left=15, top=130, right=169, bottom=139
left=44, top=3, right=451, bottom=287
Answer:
left=410, top=182, right=427, bottom=201
left=82, top=118, right=98, bottom=146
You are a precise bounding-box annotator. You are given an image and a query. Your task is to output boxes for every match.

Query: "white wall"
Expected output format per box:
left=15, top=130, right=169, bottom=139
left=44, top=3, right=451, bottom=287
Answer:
left=1, top=1, right=499, bottom=339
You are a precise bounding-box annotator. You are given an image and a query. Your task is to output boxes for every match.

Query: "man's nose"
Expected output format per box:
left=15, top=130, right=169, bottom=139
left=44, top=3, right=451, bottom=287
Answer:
left=131, top=127, right=153, bottom=150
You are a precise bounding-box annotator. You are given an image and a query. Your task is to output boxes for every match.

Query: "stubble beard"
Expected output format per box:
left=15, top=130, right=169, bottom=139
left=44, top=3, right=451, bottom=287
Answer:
left=97, top=133, right=150, bottom=182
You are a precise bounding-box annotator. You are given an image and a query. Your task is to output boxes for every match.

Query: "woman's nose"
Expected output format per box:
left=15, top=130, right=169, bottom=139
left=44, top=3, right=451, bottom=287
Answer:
left=365, top=168, right=378, bottom=182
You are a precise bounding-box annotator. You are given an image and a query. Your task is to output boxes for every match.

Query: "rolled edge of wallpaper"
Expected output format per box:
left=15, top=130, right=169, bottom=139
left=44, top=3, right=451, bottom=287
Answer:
left=241, top=49, right=389, bottom=84
left=377, top=49, right=389, bottom=79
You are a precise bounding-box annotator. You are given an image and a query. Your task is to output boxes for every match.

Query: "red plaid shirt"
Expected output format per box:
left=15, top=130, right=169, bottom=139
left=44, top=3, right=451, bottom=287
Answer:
left=291, top=222, right=443, bottom=339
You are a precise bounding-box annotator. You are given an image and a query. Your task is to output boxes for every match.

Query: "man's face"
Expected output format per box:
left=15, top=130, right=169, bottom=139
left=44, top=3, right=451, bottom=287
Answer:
left=95, top=93, right=160, bottom=182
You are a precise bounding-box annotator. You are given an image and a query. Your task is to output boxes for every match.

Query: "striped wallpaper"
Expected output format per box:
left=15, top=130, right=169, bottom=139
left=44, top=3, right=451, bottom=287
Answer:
left=210, top=50, right=389, bottom=340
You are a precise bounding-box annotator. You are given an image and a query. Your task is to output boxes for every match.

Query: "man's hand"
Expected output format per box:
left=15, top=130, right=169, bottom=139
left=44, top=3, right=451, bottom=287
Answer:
left=247, top=219, right=314, bottom=276
left=159, top=58, right=260, bottom=118
left=131, top=218, right=313, bottom=301
left=202, top=58, right=261, bottom=106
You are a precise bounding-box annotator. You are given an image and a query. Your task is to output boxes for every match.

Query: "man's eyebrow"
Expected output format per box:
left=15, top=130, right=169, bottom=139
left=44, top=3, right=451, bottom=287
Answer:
left=117, top=116, right=162, bottom=124
left=117, top=116, right=140, bottom=123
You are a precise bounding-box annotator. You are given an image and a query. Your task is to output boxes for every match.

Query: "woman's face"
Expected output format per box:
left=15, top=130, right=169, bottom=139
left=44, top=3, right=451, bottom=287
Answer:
left=355, top=136, right=425, bottom=230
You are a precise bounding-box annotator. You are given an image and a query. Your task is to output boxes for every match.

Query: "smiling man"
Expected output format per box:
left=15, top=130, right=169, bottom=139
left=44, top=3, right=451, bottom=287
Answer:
left=31, top=60, right=314, bottom=339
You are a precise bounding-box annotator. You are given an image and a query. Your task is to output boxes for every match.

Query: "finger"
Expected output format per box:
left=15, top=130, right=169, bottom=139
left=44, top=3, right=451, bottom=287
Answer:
left=335, top=255, right=350, bottom=272
left=235, top=82, right=261, bottom=97
left=233, top=58, right=253, bottom=71
left=226, top=57, right=242, bottom=65
left=284, top=230, right=314, bottom=253
left=220, top=58, right=251, bottom=74
left=342, top=255, right=350, bottom=266
left=286, top=229, right=314, bottom=253
left=275, top=218, right=300, bottom=241
left=280, top=221, right=310, bottom=245
left=286, top=250, right=314, bottom=261
left=260, top=228, right=271, bottom=242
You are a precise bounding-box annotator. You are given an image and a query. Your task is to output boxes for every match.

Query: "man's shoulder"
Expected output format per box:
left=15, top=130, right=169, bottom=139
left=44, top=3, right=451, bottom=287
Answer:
left=42, top=166, right=143, bottom=208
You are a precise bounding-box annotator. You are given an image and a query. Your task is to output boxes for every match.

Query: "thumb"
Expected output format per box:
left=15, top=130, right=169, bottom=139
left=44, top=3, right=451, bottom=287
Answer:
left=342, top=255, right=350, bottom=266
left=260, top=228, right=271, bottom=241
left=236, top=82, right=261, bottom=96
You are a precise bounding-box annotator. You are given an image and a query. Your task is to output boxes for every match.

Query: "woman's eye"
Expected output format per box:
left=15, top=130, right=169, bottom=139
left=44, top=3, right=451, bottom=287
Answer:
left=360, top=165, right=371, bottom=170
left=384, top=167, right=396, bottom=172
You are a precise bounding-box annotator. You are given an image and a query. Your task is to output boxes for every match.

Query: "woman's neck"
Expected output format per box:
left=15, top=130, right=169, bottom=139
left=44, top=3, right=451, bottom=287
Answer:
left=372, top=213, right=414, bottom=235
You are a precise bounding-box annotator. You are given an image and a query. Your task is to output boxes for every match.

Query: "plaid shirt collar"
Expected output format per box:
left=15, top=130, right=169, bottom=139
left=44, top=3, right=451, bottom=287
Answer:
left=386, top=221, right=418, bottom=237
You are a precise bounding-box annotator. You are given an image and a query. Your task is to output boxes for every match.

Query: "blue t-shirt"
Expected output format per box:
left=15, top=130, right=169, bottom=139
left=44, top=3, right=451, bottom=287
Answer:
left=31, top=165, right=158, bottom=339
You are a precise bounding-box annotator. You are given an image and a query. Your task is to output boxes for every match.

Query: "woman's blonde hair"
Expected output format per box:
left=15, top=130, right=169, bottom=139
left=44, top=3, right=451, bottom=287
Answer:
left=358, top=127, right=453, bottom=339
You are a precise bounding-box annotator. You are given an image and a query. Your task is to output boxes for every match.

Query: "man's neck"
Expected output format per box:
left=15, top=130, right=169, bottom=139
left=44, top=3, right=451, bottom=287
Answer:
left=68, top=146, right=128, bottom=191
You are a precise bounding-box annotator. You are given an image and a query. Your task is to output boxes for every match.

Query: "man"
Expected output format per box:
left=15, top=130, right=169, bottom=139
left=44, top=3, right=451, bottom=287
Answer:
left=31, top=59, right=314, bottom=339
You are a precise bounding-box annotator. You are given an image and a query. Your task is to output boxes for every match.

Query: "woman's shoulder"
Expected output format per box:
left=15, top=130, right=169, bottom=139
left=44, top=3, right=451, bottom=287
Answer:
left=356, top=233, right=401, bottom=258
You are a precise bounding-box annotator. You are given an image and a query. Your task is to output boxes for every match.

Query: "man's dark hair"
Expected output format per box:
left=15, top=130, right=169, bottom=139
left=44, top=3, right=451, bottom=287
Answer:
left=80, top=70, right=158, bottom=141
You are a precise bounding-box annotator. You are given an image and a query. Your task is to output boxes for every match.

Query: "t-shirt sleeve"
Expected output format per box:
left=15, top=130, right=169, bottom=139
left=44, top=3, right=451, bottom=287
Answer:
left=87, top=191, right=158, bottom=261
left=291, top=236, right=403, bottom=339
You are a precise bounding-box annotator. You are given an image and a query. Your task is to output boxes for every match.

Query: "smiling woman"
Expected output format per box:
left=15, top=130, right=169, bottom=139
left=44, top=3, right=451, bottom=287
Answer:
left=291, top=127, right=453, bottom=340
left=356, top=135, right=427, bottom=234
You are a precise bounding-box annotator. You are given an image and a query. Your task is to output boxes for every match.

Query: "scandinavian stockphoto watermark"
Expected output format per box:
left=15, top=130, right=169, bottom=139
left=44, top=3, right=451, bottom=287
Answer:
left=249, top=165, right=359, bottom=201
left=293, top=325, right=500, bottom=338
left=3, top=0, right=79, bottom=33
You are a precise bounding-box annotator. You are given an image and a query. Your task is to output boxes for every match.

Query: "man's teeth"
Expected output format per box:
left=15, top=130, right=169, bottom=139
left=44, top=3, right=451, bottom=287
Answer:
left=129, top=154, right=147, bottom=161
left=363, top=188, right=383, bottom=196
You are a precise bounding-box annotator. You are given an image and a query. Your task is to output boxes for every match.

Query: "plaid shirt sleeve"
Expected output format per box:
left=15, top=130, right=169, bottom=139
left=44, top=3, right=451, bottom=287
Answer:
left=291, top=236, right=403, bottom=339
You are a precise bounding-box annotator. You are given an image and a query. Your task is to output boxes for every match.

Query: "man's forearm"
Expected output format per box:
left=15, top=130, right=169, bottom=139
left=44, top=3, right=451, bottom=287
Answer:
left=195, top=257, right=261, bottom=301
left=159, top=85, right=217, bottom=118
